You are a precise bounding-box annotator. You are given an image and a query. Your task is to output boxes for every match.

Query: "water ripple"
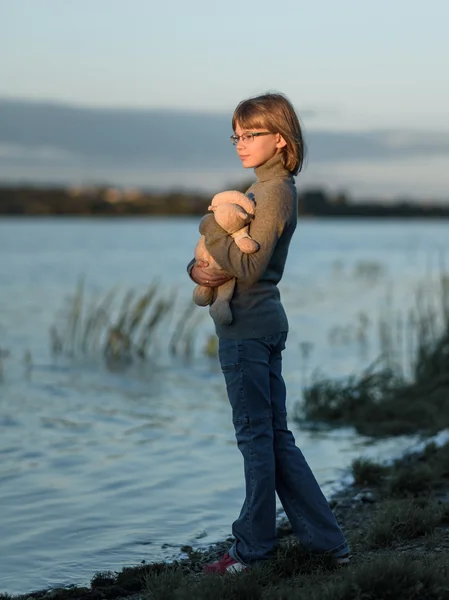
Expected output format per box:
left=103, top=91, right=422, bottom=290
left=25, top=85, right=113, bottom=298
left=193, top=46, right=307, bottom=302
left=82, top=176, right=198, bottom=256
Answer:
left=2, top=218, right=448, bottom=595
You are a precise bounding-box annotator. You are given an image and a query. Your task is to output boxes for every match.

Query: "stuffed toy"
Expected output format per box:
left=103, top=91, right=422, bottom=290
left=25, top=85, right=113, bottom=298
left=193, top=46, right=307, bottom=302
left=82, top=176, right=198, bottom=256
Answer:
left=193, top=190, right=259, bottom=325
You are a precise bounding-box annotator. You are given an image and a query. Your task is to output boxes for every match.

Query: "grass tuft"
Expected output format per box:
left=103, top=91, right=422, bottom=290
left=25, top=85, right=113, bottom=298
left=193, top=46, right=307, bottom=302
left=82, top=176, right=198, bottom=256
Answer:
left=115, top=562, right=178, bottom=591
left=90, top=571, right=116, bottom=587
left=178, top=570, right=266, bottom=600
left=144, top=566, right=187, bottom=600
left=440, top=502, right=449, bottom=524
left=388, top=463, right=434, bottom=497
left=301, top=554, right=449, bottom=600
left=351, top=457, right=390, bottom=486
left=366, top=499, right=442, bottom=548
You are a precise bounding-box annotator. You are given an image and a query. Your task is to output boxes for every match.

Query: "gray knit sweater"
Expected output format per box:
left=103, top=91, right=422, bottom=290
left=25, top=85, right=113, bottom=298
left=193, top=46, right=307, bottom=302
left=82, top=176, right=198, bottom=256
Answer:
left=190, top=152, right=298, bottom=339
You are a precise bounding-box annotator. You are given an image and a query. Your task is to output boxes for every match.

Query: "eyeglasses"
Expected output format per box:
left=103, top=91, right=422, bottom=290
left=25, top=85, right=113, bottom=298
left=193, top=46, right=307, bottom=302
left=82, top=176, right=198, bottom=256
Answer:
left=230, top=132, right=273, bottom=146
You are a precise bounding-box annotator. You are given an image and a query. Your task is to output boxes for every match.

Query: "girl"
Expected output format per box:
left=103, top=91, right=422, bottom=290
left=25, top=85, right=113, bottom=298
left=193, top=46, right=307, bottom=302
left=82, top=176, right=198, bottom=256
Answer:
left=188, top=93, right=350, bottom=574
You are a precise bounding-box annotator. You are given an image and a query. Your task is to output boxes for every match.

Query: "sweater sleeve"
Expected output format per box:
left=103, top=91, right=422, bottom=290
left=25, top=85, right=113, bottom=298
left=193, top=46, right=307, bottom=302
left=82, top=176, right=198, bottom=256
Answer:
left=201, top=185, right=289, bottom=285
left=186, top=258, right=196, bottom=282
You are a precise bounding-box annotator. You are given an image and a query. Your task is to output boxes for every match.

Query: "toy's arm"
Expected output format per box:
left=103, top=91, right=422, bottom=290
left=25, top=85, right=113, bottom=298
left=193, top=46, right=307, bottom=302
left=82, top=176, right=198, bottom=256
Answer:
left=200, top=186, right=291, bottom=285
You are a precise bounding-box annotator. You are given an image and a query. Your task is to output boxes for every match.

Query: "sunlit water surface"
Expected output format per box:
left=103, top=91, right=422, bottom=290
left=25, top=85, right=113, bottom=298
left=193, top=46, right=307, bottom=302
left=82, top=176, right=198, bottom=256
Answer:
left=0, top=217, right=448, bottom=594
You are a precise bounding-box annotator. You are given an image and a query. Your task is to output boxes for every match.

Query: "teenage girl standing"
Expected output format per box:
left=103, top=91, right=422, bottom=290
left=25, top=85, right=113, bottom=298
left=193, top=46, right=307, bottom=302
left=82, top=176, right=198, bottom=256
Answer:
left=188, top=93, right=350, bottom=574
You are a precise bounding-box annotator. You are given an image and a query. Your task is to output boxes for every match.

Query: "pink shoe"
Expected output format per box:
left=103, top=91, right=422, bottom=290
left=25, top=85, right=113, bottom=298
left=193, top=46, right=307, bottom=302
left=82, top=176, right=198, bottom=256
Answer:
left=334, top=552, right=351, bottom=566
left=203, top=551, right=248, bottom=575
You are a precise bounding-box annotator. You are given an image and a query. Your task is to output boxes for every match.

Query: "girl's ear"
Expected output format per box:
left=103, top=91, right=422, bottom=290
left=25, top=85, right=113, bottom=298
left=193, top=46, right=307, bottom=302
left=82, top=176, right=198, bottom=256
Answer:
left=275, top=134, right=287, bottom=149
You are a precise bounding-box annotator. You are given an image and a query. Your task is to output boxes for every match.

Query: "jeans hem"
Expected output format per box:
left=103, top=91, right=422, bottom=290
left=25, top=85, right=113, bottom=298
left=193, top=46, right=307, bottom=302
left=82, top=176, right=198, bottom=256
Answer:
left=326, top=540, right=350, bottom=557
left=228, top=541, right=249, bottom=566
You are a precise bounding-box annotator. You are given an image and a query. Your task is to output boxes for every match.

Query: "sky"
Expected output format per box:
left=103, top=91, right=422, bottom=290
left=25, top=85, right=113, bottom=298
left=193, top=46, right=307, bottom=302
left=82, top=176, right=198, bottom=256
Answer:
left=1, top=0, right=449, bottom=131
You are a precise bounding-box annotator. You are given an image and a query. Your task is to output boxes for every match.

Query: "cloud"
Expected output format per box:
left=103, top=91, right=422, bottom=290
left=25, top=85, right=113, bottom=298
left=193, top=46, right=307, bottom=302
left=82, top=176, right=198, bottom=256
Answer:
left=1, top=98, right=449, bottom=171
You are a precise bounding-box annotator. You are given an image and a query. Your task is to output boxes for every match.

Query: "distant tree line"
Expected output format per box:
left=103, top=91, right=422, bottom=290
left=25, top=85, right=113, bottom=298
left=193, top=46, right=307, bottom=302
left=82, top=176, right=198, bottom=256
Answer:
left=300, top=190, right=449, bottom=218
left=1, top=185, right=449, bottom=218
left=0, top=186, right=210, bottom=217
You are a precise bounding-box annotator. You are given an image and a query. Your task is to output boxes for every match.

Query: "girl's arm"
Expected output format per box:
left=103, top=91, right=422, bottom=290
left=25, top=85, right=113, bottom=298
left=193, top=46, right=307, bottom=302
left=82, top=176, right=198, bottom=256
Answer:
left=200, top=183, right=292, bottom=286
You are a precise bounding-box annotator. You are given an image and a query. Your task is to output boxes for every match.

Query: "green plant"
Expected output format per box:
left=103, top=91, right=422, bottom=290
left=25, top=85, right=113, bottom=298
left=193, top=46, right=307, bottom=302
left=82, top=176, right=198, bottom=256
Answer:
left=351, top=457, right=390, bottom=486
left=366, top=499, right=442, bottom=548
left=51, top=279, right=204, bottom=366
left=388, top=463, right=434, bottom=497
left=296, top=274, right=449, bottom=437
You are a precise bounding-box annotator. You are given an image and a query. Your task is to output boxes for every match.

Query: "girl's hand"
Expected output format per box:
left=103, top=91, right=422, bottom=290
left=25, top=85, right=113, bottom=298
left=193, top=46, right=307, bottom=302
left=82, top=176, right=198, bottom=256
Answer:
left=191, top=260, right=232, bottom=287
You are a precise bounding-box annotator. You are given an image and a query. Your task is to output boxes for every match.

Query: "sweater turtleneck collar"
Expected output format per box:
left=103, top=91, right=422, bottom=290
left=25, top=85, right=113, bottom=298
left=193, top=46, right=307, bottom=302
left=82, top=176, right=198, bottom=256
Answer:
left=254, top=152, right=292, bottom=182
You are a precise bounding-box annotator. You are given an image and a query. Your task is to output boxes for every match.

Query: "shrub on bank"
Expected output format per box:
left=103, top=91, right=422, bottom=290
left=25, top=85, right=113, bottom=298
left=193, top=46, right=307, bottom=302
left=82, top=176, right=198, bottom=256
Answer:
left=349, top=440, right=449, bottom=499
left=296, top=281, right=449, bottom=437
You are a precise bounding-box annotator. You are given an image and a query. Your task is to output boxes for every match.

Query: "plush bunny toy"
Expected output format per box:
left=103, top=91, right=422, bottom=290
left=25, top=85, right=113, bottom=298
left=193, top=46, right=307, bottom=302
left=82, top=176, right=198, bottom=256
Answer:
left=193, top=190, right=259, bottom=325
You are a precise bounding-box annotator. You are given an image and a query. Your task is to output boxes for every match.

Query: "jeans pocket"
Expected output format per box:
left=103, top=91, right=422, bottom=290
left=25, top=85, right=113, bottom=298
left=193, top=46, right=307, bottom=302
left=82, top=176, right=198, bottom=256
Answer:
left=260, top=334, right=276, bottom=343
left=218, top=338, right=241, bottom=372
left=260, top=332, right=288, bottom=350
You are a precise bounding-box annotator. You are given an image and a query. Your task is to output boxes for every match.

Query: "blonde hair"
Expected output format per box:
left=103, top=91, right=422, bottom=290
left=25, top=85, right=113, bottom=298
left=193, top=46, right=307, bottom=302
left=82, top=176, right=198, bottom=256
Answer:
left=232, top=93, right=305, bottom=175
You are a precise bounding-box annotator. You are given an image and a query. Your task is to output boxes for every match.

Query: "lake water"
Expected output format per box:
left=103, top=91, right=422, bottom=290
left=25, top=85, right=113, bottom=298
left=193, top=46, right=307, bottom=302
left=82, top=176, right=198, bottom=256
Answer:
left=1, top=217, right=448, bottom=594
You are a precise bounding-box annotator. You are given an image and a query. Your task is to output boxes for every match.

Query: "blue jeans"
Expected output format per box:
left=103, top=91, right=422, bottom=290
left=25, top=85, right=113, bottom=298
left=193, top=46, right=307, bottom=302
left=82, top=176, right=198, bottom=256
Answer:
left=218, top=332, right=349, bottom=565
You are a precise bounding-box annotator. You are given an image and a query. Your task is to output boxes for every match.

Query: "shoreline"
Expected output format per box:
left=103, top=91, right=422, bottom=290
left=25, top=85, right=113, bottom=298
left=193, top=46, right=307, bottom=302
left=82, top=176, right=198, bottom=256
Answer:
left=3, top=268, right=449, bottom=599
left=4, top=430, right=449, bottom=600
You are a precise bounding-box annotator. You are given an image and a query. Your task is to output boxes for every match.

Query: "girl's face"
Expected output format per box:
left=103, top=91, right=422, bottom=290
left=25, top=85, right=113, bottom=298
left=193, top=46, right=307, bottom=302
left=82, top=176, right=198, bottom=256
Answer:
left=233, top=122, right=286, bottom=169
